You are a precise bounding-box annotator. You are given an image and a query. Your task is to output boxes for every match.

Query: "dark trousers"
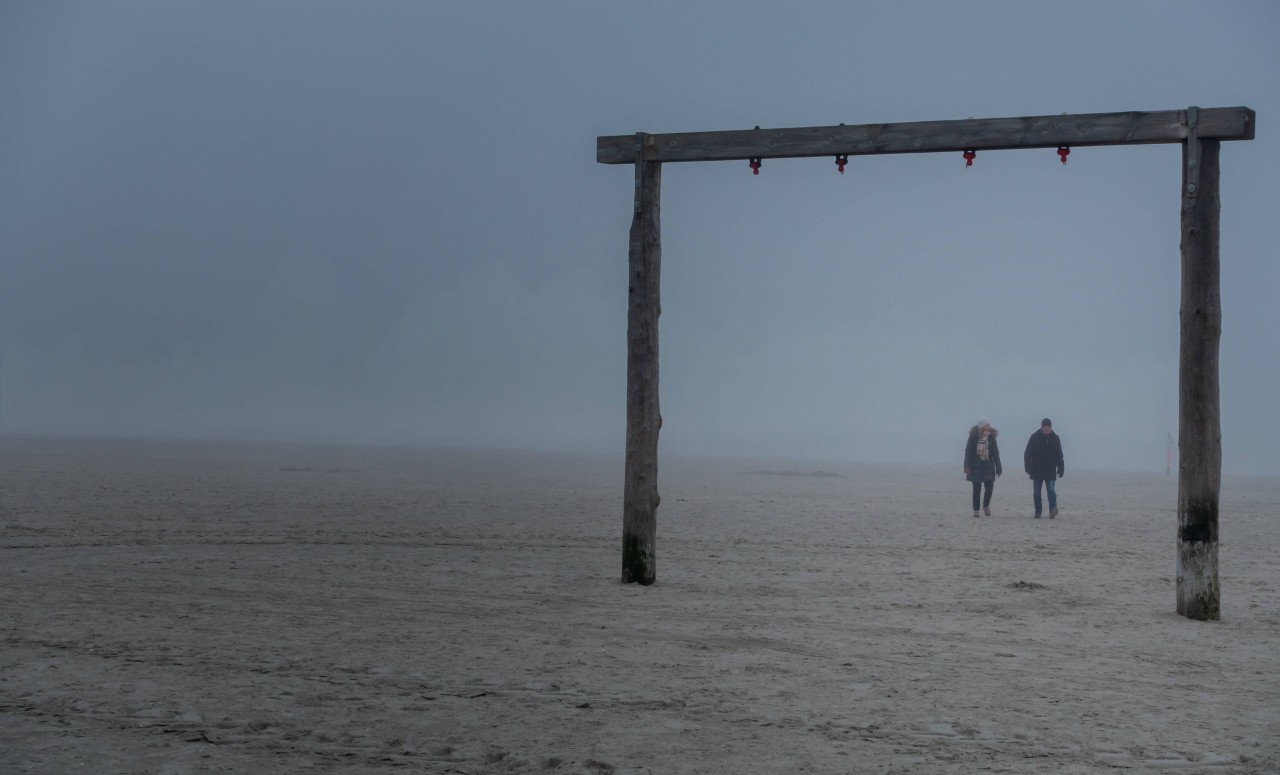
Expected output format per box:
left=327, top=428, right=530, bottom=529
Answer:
left=971, top=480, right=994, bottom=510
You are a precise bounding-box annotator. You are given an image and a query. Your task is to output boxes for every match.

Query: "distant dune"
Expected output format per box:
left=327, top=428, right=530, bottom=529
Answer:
left=743, top=469, right=844, bottom=478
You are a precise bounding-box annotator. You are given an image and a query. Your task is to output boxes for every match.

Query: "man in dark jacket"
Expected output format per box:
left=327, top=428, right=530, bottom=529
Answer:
left=1023, top=418, right=1065, bottom=518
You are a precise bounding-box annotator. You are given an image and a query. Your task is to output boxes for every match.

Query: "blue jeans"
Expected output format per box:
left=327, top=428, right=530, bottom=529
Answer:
left=1032, top=479, right=1057, bottom=514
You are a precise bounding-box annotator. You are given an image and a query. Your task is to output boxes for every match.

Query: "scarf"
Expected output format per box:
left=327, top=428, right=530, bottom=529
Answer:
left=976, top=435, right=990, bottom=461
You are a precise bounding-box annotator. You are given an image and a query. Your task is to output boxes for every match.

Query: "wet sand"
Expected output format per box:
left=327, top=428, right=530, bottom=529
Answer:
left=2, top=436, right=1277, bottom=774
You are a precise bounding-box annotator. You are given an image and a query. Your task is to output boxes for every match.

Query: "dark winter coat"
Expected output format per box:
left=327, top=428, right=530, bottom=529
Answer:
left=1024, top=429, right=1065, bottom=480
left=964, top=426, right=1002, bottom=482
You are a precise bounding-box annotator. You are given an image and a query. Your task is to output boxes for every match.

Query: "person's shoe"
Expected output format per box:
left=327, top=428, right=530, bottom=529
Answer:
left=1034, top=512, right=1042, bottom=519
left=983, top=507, right=991, bottom=516
left=973, top=510, right=981, bottom=518
left=1050, top=507, right=1059, bottom=519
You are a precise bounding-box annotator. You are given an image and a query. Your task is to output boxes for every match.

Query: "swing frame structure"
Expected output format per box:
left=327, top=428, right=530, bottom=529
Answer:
left=597, top=106, right=1255, bottom=620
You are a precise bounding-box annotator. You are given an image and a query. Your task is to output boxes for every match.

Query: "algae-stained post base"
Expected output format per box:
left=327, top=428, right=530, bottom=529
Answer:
left=622, top=149, right=661, bottom=586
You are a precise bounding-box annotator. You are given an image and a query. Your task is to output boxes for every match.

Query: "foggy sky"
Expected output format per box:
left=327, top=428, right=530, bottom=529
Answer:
left=2, top=1, right=1278, bottom=474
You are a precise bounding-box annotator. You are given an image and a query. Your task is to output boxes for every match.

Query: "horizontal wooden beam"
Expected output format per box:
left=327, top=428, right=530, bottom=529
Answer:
left=597, top=107, right=1254, bottom=164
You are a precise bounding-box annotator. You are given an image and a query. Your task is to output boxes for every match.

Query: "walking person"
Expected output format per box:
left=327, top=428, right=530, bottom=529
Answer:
left=1024, top=417, right=1065, bottom=518
left=964, top=419, right=1002, bottom=517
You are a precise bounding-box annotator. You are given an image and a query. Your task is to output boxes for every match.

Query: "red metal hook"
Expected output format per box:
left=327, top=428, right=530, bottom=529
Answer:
left=963, top=149, right=976, bottom=168
left=835, top=154, right=848, bottom=174
left=1057, top=146, right=1071, bottom=165
left=749, top=157, right=762, bottom=175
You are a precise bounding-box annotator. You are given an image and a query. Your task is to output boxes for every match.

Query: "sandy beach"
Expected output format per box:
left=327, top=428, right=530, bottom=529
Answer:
left=1, top=436, right=1277, bottom=774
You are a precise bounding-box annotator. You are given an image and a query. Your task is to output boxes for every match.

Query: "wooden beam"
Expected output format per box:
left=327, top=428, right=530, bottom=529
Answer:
left=622, top=143, right=661, bottom=585
left=597, top=107, right=1254, bottom=164
left=1177, top=136, right=1222, bottom=621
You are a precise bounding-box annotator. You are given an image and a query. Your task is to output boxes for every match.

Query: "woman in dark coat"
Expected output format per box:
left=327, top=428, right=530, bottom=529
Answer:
left=964, top=419, right=1002, bottom=517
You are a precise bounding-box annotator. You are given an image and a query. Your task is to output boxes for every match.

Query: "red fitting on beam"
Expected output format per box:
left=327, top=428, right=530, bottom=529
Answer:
left=749, top=157, right=762, bottom=175
left=1057, top=146, right=1071, bottom=165
left=835, top=154, right=848, bottom=174
left=963, top=149, right=976, bottom=168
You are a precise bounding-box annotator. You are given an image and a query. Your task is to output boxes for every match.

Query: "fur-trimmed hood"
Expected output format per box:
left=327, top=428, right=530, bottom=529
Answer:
left=969, top=424, right=998, bottom=438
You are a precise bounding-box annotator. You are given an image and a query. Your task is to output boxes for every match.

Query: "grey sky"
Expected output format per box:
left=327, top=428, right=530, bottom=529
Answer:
left=2, top=1, right=1277, bottom=473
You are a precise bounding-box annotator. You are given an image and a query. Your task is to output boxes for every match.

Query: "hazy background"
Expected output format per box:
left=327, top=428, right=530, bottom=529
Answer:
left=1, top=1, right=1276, bottom=474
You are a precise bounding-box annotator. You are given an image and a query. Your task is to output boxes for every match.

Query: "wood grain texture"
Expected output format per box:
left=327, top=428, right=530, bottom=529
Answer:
left=622, top=158, right=661, bottom=585
left=1177, top=139, right=1221, bottom=621
left=598, top=107, right=1254, bottom=164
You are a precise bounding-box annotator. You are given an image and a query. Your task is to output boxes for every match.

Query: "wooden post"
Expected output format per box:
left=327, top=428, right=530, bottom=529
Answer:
left=600, top=106, right=1253, bottom=606
left=1177, top=115, right=1222, bottom=620
left=622, top=135, right=661, bottom=585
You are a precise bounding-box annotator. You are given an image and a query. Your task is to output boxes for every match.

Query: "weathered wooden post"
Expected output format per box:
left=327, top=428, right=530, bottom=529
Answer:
left=622, top=133, right=661, bottom=585
left=599, top=106, right=1253, bottom=601
left=1177, top=107, right=1222, bottom=620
